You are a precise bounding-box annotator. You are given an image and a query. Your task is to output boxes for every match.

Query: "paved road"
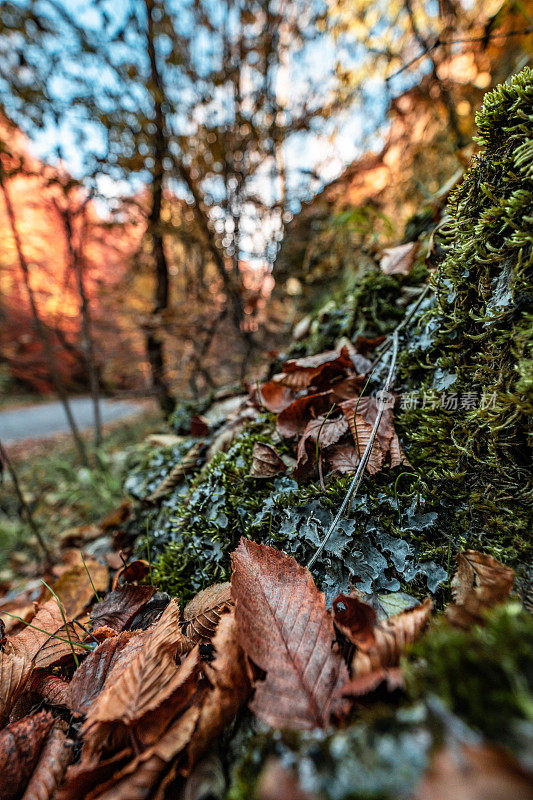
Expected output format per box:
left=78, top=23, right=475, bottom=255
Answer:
left=0, top=397, right=144, bottom=444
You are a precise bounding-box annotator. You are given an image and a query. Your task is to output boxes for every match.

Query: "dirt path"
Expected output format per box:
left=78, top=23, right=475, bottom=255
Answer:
left=0, top=397, right=145, bottom=444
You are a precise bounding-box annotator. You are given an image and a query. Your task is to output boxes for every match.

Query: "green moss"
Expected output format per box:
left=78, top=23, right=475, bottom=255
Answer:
left=404, top=603, right=533, bottom=748
left=396, top=68, right=533, bottom=569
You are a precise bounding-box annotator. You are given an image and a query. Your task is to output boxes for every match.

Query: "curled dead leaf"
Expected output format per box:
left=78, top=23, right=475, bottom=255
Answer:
left=111, top=559, right=150, bottom=591
left=0, top=642, right=33, bottom=727
left=332, top=593, right=377, bottom=652
left=380, top=242, right=418, bottom=276
left=30, top=672, right=70, bottom=707
left=249, top=442, right=286, bottom=478
left=20, top=721, right=74, bottom=800
left=351, top=598, right=433, bottom=676
left=90, top=585, right=156, bottom=632
left=179, top=581, right=233, bottom=656
left=0, top=711, right=54, bottom=800
left=447, top=550, right=515, bottom=628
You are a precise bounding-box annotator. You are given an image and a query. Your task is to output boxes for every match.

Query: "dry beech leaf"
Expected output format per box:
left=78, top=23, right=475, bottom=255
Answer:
left=33, top=621, right=87, bottom=670
left=179, top=582, right=233, bottom=655
left=30, top=672, right=70, bottom=707
left=277, top=392, right=333, bottom=438
left=111, top=560, right=150, bottom=591
left=258, top=380, right=295, bottom=413
left=326, top=443, right=361, bottom=475
left=90, top=585, right=156, bottom=632
left=380, top=241, right=419, bottom=275
left=99, top=499, right=132, bottom=532
left=20, top=721, right=74, bottom=800
left=83, top=600, right=190, bottom=749
left=56, top=749, right=132, bottom=800
left=413, top=742, right=533, bottom=800
left=0, top=642, right=33, bottom=727
left=231, top=539, right=348, bottom=730
left=68, top=631, right=142, bottom=715
left=11, top=599, right=65, bottom=662
left=447, top=550, right=514, bottom=628
left=340, top=397, right=409, bottom=475
left=187, top=610, right=251, bottom=766
left=294, top=415, right=348, bottom=480
left=339, top=667, right=404, bottom=698
left=352, top=598, right=433, bottom=676
left=332, top=593, right=377, bottom=652
left=0, top=710, right=54, bottom=800
left=41, top=558, right=109, bottom=620
left=249, top=442, right=286, bottom=478
left=452, top=550, right=514, bottom=605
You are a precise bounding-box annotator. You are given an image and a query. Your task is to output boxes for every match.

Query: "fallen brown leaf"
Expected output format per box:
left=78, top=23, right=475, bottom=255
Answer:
left=413, top=742, right=533, bottom=800
left=56, top=749, right=132, bottom=800
left=332, top=593, right=377, bottom=652
left=20, top=720, right=74, bottom=800
left=249, top=442, right=286, bottom=478
left=187, top=610, right=251, bottom=765
left=340, top=397, right=409, bottom=474
left=30, top=671, right=70, bottom=707
left=380, top=242, right=418, bottom=275
left=277, top=392, right=333, bottom=438
left=10, top=599, right=64, bottom=661
left=33, top=621, right=87, bottom=670
left=326, top=443, right=360, bottom=475
left=90, top=585, right=156, bottom=632
left=231, top=539, right=348, bottom=729
left=41, top=558, right=109, bottom=619
left=0, top=641, right=33, bottom=727
left=258, top=380, right=295, bottom=413
left=351, top=598, right=432, bottom=676
left=0, top=710, right=54, bottom=800
left=83, top=600, right=190, bottom=753
left=111, top=559, right=150, bottom=591
left=447, top=550, right=515, bottom=628
left=68, top=631, right=143, bottom=716
left=294, top=415, right=348, bottom=480
left=179, top=581, right=233, bottom=655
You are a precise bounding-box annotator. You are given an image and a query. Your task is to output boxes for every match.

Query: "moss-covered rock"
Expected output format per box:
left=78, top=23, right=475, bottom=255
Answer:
left=395, top=68, right=533, bottom=570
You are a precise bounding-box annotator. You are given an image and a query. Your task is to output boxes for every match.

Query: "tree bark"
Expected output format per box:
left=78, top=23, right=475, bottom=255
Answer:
left=0, top=168, right=89, bottom=465
left=55, top=197, right=103, bottom=448
left=144, top=0, right=176, bottom=416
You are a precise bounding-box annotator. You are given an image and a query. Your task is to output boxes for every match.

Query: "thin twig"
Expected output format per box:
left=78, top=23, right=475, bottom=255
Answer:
left=307, top=331, right=399, bottom=569
left=386, top=25, right=533, bottom=83
left=369, top=283, right=431, bottom=372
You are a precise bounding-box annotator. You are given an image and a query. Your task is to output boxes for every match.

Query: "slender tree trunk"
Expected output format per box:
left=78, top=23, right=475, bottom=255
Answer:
left=0, top=439, right=52, bottom=563
left=55, top=199, right=103, bottom=448
left=0, top=169, right=89, bottom=465
left=144, top=0, right=176, bottom=416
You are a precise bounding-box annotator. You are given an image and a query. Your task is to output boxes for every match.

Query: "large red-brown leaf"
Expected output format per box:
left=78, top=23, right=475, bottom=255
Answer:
left=20, top=720, right=73, bottom=800
left=30, top=672, right=70, bottom=707
left=90, top=585, right=156, bottom=632
left=10, top=599, right=65, bottom=661
left=277, top=392, right=333, bottom=438
left=0, top=711, right=54, bottom=800
left=231, top=539, right=348, bottom=730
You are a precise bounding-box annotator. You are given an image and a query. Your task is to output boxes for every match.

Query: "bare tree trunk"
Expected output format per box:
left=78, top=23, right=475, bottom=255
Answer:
left=0, top=169, right=89, bottom=465
left=0, top=439, right=52, bottom=563
left=144, top=0, right=176, bottom=416
left=55, top=198, right=103, bottom=448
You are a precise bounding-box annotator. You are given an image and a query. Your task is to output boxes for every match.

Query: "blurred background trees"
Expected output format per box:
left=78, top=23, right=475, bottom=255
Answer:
left=0, top=0, right=531, bottom=416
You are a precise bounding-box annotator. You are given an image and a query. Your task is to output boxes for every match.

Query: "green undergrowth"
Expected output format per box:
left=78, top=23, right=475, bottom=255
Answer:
left=394, top=68, right=533, bottom=571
